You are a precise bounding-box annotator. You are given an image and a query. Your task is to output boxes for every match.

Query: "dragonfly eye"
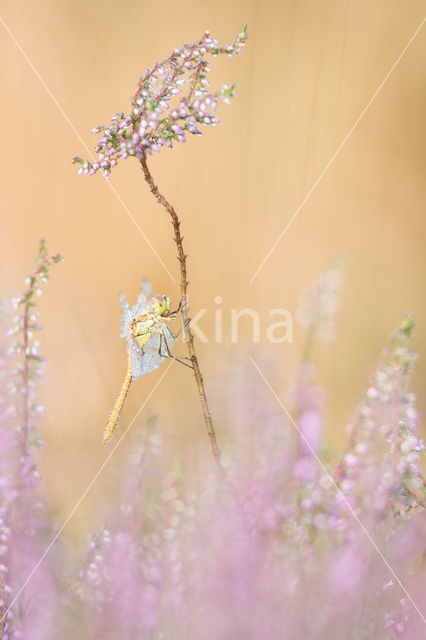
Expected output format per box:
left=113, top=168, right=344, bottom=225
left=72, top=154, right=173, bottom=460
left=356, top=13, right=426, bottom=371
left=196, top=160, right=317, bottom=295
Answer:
left=152, top=294, right=171, bottom=316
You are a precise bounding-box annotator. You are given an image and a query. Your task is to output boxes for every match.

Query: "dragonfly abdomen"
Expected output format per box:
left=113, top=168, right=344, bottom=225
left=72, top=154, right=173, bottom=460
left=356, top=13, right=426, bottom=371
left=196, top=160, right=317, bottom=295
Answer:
left=103, top=354, right=132, bottom=444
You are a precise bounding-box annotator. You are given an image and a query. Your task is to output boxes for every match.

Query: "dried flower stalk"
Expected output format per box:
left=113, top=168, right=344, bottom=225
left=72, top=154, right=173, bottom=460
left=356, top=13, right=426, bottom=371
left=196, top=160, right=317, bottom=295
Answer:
left=140, top=154, right=220, bottom=462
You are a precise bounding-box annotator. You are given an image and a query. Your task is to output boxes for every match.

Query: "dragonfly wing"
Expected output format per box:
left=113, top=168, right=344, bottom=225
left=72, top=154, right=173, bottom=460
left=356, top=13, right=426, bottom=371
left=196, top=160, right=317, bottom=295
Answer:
left=128, top=334, right=165, bottom=379
left=129, top=338, right=147, bottom=379
left=140, top=277, right=152, bottom=298
left=119, top=293, right=132, bottom=338
left=139, top=333, right=165, bottom=375
left=133, top=278, right=152, bottom=317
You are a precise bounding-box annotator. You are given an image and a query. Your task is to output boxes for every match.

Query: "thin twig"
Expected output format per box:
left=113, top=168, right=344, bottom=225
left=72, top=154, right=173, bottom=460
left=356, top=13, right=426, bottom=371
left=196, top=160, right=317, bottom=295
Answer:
left=139, top=153, right=221, bottom=465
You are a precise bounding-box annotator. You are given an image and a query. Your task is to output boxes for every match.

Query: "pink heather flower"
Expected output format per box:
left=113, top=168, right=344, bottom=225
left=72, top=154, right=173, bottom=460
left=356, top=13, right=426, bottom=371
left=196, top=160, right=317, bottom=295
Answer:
left=299, top=408, right=323, bottom=454
left=328, top=547, right=366, bottom=601
left=73, top=25, right=247, bottom=177
left=293, top=457, right=317, bottom=483
left=335, top=316, right=426, bottom=512
left=344, top=452, right=363, bottom=468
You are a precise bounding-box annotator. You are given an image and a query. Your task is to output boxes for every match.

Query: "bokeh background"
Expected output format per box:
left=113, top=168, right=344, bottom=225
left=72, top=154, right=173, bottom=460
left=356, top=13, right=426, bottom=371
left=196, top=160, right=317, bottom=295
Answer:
left=0, top=0, right=425, bottom=537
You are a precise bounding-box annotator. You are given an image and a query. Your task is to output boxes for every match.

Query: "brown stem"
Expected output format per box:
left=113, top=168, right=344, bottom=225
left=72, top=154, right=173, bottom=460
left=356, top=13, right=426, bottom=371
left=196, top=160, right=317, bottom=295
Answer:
left=139, top=154, right=221, bottom=465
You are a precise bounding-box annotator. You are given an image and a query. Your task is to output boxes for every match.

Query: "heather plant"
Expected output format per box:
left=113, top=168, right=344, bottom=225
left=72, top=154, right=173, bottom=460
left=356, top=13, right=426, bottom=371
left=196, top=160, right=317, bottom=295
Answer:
left=73, top=24, right=248, bottom=464
left=60, top=267, right=424, bottom=639
left=0, top=243, right=425, bottom=638
left=0, top=239, right=62, bottom=638
left=66, top=306, right=425, bottom=638
left=73, top=24, right=247, bottom=465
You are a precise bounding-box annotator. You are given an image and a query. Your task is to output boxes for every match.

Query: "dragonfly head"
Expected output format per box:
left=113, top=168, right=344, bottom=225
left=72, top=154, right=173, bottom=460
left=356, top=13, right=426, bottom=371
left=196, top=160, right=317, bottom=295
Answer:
left=152, top=294, right=171, bottom=316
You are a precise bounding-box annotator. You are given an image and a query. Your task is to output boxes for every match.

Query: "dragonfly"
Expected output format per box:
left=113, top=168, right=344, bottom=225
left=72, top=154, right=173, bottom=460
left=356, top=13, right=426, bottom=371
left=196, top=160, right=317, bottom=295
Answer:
left=103, top=278, right=191, bottom=444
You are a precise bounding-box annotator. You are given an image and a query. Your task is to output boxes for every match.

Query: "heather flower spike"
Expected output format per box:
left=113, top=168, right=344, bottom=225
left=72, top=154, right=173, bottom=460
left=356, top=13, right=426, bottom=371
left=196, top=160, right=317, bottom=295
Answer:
left=0, top=239, right=61, bottom=636
left=72, top=24, right=247, bottom=178
left=296, top=265, right=345, bottom=346
left=335, top=314, right=426, bottom=511
left=103, top=278, right=191, bottom=444
left=8, top=239, right=63, bottom=450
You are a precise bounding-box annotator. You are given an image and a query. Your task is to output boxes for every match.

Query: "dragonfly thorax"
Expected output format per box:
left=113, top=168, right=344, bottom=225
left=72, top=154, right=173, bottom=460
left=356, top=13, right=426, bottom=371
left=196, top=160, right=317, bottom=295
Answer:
left=151, top=294, right=171, bottom=316
left=131, top=313, right=158, bottom=350
left=130, top=295, right=173, bottom=351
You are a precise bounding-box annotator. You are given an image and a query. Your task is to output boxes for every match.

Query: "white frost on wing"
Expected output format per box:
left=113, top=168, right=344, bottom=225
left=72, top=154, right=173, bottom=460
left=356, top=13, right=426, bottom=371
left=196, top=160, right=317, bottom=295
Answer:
left=119, top=293, right=132, bottom=339
left=138, top=335, right=163, bottom=377
left=141, top=277, right=152, bottom=298
left=132, top=278, right=152, bottom=316
left=130, top=328, right=176, bottom=380
left=129, top=329, right=173, bottom=380
left=129, top=338, right=150, bottom=379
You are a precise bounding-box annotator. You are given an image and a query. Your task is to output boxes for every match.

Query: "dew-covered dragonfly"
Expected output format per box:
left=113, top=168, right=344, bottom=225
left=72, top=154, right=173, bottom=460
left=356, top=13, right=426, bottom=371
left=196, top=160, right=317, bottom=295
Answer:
left=103, top=278, right=191, bottom=443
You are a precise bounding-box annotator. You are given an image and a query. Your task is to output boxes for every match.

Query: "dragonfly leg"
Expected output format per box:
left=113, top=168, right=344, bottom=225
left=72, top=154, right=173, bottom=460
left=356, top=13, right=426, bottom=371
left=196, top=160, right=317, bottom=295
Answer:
left=178, top=316, right=191, bottom=339
left=163, top=323, right=193, bottom=360
left=168, top=300, right=182, bottom=319
left=159, top=332, right=193, bottom=369
left=162, top=313, right=191, bottom=342
left=167, top=316, right=191, bottom=341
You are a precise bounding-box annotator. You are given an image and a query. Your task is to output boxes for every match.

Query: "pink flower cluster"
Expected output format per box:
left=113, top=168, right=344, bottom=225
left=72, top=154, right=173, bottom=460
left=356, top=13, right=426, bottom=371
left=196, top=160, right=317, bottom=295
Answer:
left=335, top=314, right=425, bottom=516
left=72, top=24, right=247, bottom=178
left=0, top=250, right=425, bottom=638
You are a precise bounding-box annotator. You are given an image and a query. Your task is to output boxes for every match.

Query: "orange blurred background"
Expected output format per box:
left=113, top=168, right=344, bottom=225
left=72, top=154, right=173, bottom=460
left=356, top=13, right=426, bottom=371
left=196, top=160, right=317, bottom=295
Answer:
left=0, top=0, right=425, bottom=536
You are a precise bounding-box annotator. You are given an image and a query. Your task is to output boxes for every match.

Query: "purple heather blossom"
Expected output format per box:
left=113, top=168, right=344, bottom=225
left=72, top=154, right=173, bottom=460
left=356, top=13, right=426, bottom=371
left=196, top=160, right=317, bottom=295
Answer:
left=0, top=245, right=424, bottom=638
left=335, top=314, right=425, bottom=515
left=73, top=25, right=247, bottom=178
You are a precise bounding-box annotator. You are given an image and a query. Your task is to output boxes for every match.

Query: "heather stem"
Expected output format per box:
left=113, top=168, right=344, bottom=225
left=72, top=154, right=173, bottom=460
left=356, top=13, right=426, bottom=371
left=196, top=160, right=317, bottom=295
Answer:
left=21, top=272, right=38, bottom=453
left=139, top=153, right=221, bottom=465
